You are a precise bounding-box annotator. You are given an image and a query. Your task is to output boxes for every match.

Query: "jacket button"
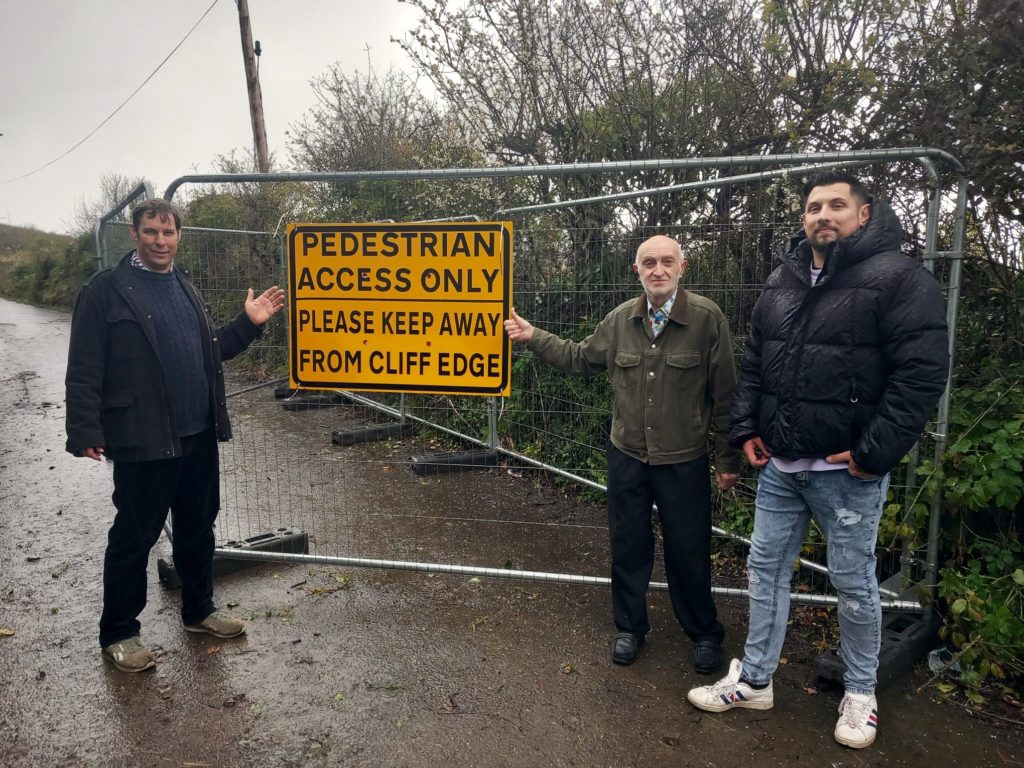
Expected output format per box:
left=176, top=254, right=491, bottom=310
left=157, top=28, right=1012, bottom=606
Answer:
left=213, top=337, right=218, bottom=342
left=648, top=371, right=655, bottom=378
left=651, top=343, right=656, bottom=349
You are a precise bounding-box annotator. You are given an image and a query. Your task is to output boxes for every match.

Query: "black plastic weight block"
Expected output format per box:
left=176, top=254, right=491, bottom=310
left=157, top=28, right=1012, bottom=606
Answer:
left=411, top=449, right=499, bottom=476
left=812, top=610, right=938, bottom=690
left=331, top=422, right=414, bottom=445
left=158, top=527, right=309, bottom=589
left=281, top=392, right=349, bottom=411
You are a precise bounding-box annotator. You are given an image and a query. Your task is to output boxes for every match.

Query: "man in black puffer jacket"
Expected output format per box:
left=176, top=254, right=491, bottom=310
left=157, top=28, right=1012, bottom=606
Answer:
left=687, top=171, right=949, bottom=749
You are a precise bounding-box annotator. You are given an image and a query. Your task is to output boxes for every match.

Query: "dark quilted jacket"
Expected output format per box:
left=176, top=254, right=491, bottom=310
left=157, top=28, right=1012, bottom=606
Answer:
left=729, top=198, right=950, bottom=476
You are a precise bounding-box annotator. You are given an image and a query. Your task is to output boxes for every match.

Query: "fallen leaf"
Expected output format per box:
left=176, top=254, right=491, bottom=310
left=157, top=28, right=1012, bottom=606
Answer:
left=803, top=686, right=818, bottom=695
left=207, top=645, right=222, bottom=655
left=0, top=628, right=14, bottom=637
left=660, top=735, right=680, bottom=747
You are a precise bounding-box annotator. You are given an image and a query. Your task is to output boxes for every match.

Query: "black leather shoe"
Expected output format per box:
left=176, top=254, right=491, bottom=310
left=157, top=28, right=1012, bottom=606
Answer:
left=611, top=632, right=646, bottom=665
left=693, top=640, right=723, bottom=674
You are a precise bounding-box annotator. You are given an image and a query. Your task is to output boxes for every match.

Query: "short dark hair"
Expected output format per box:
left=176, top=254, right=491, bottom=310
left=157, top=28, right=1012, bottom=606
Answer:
left=131, top=198, right=183, bottom=231
left=802, top=171, right=870, bottom=207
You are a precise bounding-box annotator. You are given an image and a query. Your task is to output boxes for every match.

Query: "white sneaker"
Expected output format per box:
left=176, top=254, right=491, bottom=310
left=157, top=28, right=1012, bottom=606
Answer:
left=686, top=658, right=774, bottom=712
left=834, top=692, right=878, bottom=748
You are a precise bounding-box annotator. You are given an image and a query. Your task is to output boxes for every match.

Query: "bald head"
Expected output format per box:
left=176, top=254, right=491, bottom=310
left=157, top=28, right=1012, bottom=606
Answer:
left=635, top=235, right=684, bottom=265
left=633, top=235, right=687, bottom=306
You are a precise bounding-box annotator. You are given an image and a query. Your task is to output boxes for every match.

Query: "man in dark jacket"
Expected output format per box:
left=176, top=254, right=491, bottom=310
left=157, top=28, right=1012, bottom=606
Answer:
left=687, top=172, right=949, bottom=749
left=65, top=198, right=285, bottom=672
left=504, top=235, right=741, bottom=674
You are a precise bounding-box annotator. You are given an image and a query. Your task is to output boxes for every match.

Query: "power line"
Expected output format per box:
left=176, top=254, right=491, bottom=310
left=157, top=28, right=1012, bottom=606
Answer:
left=3, top=0, right=222, bottom=184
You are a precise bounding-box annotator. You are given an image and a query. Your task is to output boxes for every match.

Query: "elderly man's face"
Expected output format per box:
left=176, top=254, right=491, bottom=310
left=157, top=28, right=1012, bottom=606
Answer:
left=633, top=238, right=686, bottom=303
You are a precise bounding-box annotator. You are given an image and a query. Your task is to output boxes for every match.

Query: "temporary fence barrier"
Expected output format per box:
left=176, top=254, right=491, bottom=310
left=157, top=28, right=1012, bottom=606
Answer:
left=96, top=149, right=966, bottom=615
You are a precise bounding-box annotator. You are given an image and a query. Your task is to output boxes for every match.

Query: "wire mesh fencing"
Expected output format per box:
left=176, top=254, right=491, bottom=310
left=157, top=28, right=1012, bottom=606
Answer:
left=98, top=151, right=966, bottom=610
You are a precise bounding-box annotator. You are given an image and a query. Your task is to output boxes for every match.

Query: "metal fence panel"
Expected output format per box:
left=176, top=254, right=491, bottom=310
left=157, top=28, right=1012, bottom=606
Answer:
left=97, top=152, right=966, bottom=612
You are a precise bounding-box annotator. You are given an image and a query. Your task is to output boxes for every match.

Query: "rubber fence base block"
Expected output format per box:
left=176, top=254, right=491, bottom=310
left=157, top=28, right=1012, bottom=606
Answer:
left=332, top=422, right=414, bottom=446
left=158, top=527, right=310, bottom=590
left=812, top=610, right=938, bottom=690
left=281, top=392, right=349, bottom=411
left=411, top=449, right=499, bottom=476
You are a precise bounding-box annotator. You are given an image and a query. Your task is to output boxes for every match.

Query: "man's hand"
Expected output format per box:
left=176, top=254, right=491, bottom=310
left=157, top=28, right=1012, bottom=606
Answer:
left=826, top=450, right=876, bottom=479
left=742, top=436, right=771, bottom=468
left=78, top=447, right=105, bottom=461
left=503, top=308, right=535, bottom=343
left=245, top=286, right=286, bottom=326
left=715, top=471, right=739, bottom=491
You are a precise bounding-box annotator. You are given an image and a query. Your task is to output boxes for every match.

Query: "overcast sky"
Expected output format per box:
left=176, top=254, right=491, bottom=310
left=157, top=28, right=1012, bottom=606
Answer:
left=0, top=0, right=424, bottom=234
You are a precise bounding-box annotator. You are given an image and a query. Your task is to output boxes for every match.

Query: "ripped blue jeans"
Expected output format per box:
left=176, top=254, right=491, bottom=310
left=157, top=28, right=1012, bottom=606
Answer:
left=740, top=462, right=889, bottom=694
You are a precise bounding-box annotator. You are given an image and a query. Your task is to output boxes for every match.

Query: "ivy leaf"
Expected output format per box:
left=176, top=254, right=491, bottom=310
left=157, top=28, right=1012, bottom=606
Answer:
left=1013, top=569, right=1024, bottom=586
left=951, top=598, right=968, bottom=614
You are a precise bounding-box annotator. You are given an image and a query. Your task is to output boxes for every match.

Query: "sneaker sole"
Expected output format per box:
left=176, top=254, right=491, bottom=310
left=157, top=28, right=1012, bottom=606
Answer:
left=686, top=692, right=774, bottom=713
left=183, top=624, right=246, bottom=639
left=835, top=732, right=876, bottom=749
left=102, top=652, right=156, bottom=673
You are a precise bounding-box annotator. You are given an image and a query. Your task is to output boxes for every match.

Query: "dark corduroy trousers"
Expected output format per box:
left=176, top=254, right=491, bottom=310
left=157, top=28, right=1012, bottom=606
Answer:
left=99, top=429, right=219, bottom=647
left=606, top=443, right=724, bottom=644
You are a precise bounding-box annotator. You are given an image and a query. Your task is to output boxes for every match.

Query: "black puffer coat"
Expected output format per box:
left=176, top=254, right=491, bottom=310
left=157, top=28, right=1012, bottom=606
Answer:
left=730, top=198, right=949, bottom=476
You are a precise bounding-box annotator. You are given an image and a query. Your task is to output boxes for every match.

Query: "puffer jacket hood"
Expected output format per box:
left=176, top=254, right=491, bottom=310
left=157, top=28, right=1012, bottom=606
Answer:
left=780, top=195, right=903, bottom=281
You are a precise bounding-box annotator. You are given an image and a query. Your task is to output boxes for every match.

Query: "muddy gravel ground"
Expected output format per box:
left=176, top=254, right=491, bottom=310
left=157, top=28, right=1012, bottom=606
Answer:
left=1, top=297, right=1021, bottom=768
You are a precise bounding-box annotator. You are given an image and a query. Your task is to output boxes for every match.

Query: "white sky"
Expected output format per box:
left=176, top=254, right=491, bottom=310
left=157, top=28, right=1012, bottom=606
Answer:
left=0, top=0, right=424, bottom=234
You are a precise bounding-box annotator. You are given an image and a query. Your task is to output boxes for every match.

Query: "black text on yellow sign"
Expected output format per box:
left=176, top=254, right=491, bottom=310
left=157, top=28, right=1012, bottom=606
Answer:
left=287, top=222, right=513, bottom=396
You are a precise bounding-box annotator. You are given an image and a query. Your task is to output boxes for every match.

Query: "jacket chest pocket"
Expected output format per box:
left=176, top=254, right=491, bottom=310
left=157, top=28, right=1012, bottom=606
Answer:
left=665, top=350, right=702, bottom=392
left=106, top=307, right=148, bottom=361
left=612, top=351, right=642, bottom=389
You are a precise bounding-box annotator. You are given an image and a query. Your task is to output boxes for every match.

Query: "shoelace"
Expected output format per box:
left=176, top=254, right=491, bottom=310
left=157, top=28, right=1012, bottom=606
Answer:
left=708, top=673, right=742, bottom=697
left=840, top=696, right=874, bottom=726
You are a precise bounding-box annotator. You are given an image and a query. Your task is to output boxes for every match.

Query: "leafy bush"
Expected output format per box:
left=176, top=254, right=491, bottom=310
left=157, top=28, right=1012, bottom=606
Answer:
left=920, top=360, right=1024, bottom=694
left=938, top=538, right=1024, bottom=697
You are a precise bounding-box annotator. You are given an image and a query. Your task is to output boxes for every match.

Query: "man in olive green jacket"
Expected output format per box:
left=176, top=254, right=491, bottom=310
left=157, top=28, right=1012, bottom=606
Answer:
left=504, top=235, right=740, bottom=673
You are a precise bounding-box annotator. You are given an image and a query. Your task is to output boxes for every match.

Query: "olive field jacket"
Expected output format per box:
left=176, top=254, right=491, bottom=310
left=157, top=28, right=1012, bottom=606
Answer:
left=527, top=291, right=741, bottom=471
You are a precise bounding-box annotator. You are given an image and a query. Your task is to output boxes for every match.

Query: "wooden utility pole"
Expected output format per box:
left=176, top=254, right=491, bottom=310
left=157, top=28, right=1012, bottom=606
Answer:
left=236, top=0, right=270, bottom=173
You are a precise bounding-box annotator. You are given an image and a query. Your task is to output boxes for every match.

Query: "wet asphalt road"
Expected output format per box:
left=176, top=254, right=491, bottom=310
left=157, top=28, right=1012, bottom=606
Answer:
left=1, top=297, right=1021, bottom=767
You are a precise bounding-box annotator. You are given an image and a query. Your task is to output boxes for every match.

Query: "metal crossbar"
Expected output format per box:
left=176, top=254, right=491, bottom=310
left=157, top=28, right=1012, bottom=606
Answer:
left=97, top=150, right=966, bottom=612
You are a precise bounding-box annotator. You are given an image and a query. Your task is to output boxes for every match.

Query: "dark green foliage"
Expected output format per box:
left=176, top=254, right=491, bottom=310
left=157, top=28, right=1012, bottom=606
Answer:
left=0, top=225, right=95, bottom=309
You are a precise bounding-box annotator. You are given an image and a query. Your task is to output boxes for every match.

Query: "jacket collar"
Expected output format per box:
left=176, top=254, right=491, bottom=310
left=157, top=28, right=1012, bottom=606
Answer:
left=630, top=290, right=689, bottom=325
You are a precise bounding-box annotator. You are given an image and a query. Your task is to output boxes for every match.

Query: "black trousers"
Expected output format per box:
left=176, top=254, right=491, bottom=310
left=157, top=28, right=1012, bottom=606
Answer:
left=606, top=443, right=724, bottom=644
left=99, top=429, right=219, bottom=647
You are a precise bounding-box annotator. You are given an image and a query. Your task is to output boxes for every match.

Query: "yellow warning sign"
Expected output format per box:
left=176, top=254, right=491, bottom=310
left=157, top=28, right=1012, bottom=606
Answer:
left=287, top=222, right=513, bottom=396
